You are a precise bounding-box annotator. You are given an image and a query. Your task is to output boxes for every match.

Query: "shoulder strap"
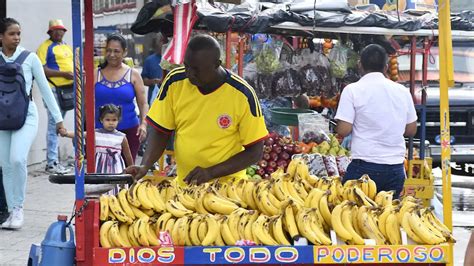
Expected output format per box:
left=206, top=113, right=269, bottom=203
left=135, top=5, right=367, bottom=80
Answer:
left=127, top=67, right=133, bottom=83
left=97, top=68, right=102, bottom=82
left=0, top=54, right=6, bottom=65
left=14, top=50, right=31, bottom=65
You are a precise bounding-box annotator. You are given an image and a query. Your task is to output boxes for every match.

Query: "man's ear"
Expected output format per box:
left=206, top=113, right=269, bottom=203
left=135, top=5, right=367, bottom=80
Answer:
left=216, top=59, right=222, bottom=69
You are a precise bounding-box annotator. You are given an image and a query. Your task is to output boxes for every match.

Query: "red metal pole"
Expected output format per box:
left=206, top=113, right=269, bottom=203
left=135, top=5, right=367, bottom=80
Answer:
left=238, top=35, right=244, bottom=76
left=84, top=0, right=95, bottom=173
left=225, top=31, right=232, bottom=69
left=409, top=36, right=417, bottom=103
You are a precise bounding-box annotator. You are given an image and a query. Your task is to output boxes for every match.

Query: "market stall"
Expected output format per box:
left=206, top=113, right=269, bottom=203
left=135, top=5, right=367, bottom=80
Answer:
left=57, top=0, right=473, bottom=265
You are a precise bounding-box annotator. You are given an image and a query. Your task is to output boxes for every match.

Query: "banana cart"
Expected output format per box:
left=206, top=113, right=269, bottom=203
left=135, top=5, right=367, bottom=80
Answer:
left=61, top=0, right=466, bottom=265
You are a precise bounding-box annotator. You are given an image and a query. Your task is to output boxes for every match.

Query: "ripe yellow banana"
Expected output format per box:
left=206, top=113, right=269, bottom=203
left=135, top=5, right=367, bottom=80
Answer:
left=375, top=191, right=387, bottom=206
left=99, top=221, right=115, bottom=248
left=286, top=159, right=299, bottom=179
left=119, top=223, right=133, bottom=247
left=283, top=200, right=299, bottom=239
left=353, top=187, right=377, bottom=207
left=127, top=221, right=141, bottom=247
left=136, top=182, right=155, bottom=210
left=118, top=189, right=136, bottom=220
left=252, top=215, right=278, bottom=245
left=201, top=215, right=219, bottom=246
left=227, top=184, right=248, bottom=208
left=382, top=191, right=394, bottom=207
left=194, top=191, right=211, bottom=214
left=127, top=183, right=142, bottom=208
left=283, top=179, right=305, bottom=205
left=156, top=212, right=173, bottom=232
left=109, top=195, right=133, bottom=224
left=166, top=197, right=193, bottom=217
left=141, top=208, right=155, bottom=217
left=295, top=208, right=322, bottom=245
left=242, top=180, right=259, bottom=210
left=203, top=190, right=240, bottom=215
left=109, top=222, right=128, bottom=247
left=401, top=211, right=423, bottom=243
left=271, top=215, right=291, bottom=245
left=306, top=208, right=332, bottom=245
left=146, top=221, right=160, bottom=246
left=99, top=195, right=109, bottom=221
left=385, top=211, right=401, bottom=245
left=331, top=203, right=353, bottom=242
left=341, top=204, right=364, bottom=245
left=378, top=205, right=393, bottom=238
left=258, top=188, right=280, bottom=216
left=220, top=216, right=237, bottom=245
left=357, top=206, right=387, bottom=245
left=319, top=193, right=333, bottom=228
left=425, top=208, right=455, bottom=242
left=129, top=205, right=149, bottom=219
left=197, top=218, right=208, bottom=243
left=228, top=209, right=246, bottom=241
left=146, top=182, right=167, bottom=212
left=189, top=215, right=203, bottom=246
left=408, top=210, right=446, bottom=244
left=272, top=178, right=288, bottom=201
left=367, top=178, right=377, bottom=200
left=244, top=211, right=259, bottom=242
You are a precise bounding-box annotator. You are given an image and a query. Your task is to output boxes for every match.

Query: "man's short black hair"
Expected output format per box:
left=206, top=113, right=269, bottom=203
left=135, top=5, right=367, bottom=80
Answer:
left=186, top=35, right=221, bottom=60
left=360, top=44, right=388, bottom=73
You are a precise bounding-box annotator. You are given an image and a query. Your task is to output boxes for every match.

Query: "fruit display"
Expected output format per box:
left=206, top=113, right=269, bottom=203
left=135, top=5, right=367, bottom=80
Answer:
left=98, top=159, right=454, bottom=248
left=389, top=55, right=399, bottom=81
left=256, top=132, right=302, bottom=178
left=298, top=133, right=350, bottom=157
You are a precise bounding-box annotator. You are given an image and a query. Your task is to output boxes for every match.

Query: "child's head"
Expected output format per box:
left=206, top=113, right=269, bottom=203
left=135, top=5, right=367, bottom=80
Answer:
left=99, top=104, right=121, bottom=131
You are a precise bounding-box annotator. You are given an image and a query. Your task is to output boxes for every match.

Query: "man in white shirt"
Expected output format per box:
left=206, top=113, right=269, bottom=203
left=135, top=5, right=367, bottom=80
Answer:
left=335, top=44, right=417, bottom=198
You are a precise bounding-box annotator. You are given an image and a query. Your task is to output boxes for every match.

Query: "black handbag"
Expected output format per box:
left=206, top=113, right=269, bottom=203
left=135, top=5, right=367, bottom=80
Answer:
left=48, top=78, right=75, bottom=111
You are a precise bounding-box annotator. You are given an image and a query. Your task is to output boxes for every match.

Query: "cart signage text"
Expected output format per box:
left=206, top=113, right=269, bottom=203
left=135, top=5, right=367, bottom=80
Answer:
left=314, top=245, right=446, bottom=264
left=185, top=246, right=314, bottom=264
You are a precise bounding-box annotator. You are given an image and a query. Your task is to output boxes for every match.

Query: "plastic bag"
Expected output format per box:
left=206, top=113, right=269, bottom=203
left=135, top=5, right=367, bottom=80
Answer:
left=323, top=155, right=339, bottom=177
left=272, top=63, right=303, bottom=97
left=256, top=73, right=273, bottom=99
left=252, top=35, right=283, bottom=74
left=298, top=113, right=330, bottom=144
left=328, top=43, right=350, bottom=79
left=243, top=62, right=258, bottom=95
left=336, top=156, right=351, bottom=177
left=307, top=154, right=328, bottom=177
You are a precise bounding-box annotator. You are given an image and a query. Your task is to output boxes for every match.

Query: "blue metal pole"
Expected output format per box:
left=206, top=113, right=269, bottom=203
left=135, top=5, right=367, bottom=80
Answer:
left=72, top=0, right=85, bottom=200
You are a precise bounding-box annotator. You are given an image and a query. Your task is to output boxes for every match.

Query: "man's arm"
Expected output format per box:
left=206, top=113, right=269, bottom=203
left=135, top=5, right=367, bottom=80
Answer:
left=465, top=232, right=474, bottom=266
left=143, top=77, right=161, bottom=87
left=184, top=141, right=264, bottom=185
left=124, top=128, right=170, bottom=179
left=404, top=121, right=417, bottom=137
left=336, top=120, right=353, bottom=137
left=43, top=66, right=74, bottom=80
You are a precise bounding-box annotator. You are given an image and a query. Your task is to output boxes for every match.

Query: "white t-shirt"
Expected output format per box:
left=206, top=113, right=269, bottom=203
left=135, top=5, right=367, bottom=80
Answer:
left=335, top=72, right=417, bottom=164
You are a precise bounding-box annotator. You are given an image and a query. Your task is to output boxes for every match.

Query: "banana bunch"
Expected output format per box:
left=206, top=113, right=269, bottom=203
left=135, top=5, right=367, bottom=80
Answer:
left=98, top=159, right=454, bottom=248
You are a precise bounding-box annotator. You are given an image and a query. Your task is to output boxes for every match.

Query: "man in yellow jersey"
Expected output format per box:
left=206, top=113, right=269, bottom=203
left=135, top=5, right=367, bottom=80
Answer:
left=37, top=19, right=74, bottom=174
left=126, top=35, right=268, bottom=186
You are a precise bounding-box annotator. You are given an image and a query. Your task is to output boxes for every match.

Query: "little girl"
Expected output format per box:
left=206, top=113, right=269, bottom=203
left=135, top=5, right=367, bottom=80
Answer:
left=65, top=104, right=133, bottom=173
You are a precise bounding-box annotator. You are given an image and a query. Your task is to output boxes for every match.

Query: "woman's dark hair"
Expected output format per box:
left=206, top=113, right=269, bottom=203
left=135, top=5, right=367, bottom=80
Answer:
left=0, top=17, right=20, bottom=35
left=98, top=33, right=127, bottom=69
left=98, top=104, right=122, bottom=121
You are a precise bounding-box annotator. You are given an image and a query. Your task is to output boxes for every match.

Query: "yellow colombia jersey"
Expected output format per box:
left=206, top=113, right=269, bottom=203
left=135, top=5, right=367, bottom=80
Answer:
left=37, top=39, right=73, bottom=87
left=146, top=67, right=268, bottom=186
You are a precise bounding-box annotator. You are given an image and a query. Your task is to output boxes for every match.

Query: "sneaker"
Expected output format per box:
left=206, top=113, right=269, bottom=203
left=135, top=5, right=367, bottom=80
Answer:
left=9, top=207, right=24, bottom=229
left=45, top=162, right=70, bottom=174
left=1, top=212, right=12, bottom=229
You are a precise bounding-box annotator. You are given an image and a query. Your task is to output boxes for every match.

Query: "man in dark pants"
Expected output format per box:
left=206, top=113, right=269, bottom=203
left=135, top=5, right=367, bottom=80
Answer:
left=0, top=168, right=8, bottom=224
left=335, top=44, right=417, bottom=198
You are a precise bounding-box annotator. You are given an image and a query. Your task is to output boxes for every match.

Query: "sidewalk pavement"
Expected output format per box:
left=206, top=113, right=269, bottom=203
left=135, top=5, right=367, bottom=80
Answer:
left=0, top=171, right=473, bottom=265
left=0, top=171, right=75, bottom=266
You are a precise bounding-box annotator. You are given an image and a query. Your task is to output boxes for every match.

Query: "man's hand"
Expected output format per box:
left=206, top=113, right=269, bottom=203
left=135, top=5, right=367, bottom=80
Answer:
left=124, top=165, right=149, bottom=181
left=184, top=167, right=214, bottom=185
left=153, top=78, right=162, bottom=85
left=63, top=72, right=74, bottom=80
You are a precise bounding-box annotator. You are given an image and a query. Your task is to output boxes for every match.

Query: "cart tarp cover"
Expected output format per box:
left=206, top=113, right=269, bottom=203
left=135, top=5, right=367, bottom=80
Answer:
left=131, top=0, right=474, bottom=35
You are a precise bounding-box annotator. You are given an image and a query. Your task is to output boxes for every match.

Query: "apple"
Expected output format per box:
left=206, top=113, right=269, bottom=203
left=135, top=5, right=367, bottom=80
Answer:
left=269, top=152, right=279, bottom=162
left=263, top=145, right=272, bottom=153
left=269, top=160, right=277, bottom=169
left=257, top=167, right=266, bottom=176
left=264, top=137, right=274, bottom=146
left=283, top=144, right=294, bottom=154
left=280, top=152, right=290, bottom=160
left=258, top=160, right=268, bottom=169
left=277, top=159, right=288, bottom=168
left=265, top=166, right=275, bottom=174
left=263, top=153, right=271, bottom=161
left=272, top=144, right=282, bottom=154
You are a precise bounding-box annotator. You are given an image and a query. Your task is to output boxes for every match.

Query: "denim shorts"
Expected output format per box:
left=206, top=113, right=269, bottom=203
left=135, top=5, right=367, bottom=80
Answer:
left=343, top=159, right=406, bottom=199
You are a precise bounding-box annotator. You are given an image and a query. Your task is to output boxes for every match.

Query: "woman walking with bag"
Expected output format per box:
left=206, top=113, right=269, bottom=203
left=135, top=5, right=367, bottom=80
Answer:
left=0, top=18, right=67, bottom=229
left=95, top=34, right=148, bottom=162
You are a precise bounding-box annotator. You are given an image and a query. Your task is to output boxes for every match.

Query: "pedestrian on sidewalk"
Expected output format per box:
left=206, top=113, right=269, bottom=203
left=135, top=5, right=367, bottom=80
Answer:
left=0, top=18, right=67, bottom=230
left=95, top=34, right=148, bottom=163
left=37, top=19, right=74, bottom=174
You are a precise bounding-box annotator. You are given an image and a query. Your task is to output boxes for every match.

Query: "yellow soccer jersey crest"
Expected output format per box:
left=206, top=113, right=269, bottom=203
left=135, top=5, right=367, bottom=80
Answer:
left=146, top=67, right=268, bottom=186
